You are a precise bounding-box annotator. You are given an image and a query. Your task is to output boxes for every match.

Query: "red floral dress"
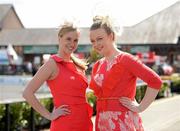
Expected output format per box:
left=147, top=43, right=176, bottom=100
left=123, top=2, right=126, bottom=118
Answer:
left=90, top=52, right=162, bottom=131
left=47, top=55, right=93, bottom=131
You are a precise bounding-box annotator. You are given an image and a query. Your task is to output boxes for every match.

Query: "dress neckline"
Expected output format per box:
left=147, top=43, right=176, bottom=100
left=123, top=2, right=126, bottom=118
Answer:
left=54, top=54, right=74, bottom=63
left=102, top=53, right=123, bottom=71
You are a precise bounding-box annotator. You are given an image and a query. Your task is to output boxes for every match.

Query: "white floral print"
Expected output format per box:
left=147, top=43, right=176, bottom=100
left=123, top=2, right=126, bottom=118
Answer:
left=94, top=73, right=104, bottom=87
left=97, top=111, right=144, bottom=131
left=98, top=111, right=121, bottom=131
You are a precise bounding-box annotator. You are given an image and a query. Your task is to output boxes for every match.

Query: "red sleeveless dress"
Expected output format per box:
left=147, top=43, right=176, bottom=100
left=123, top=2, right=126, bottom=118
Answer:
left=47, top=55, right=93, bottom=131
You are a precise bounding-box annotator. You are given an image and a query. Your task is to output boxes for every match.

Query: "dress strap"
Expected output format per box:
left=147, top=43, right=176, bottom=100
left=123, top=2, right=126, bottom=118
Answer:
left=50, top=55, right=63, bottom=63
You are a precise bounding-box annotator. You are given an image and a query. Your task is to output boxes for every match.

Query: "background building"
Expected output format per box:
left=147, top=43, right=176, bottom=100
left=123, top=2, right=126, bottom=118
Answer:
left=0, top=2, right=180, bottom=72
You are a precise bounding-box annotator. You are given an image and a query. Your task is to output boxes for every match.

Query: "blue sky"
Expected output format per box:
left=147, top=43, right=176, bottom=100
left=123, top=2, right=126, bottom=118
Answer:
left=0, top=0, right=179, bottom=28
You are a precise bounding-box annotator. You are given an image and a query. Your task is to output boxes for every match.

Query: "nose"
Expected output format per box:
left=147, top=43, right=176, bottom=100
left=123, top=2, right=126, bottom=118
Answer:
left=93, top=41, right=99, bottom=48
left=70, top=40, right=77, bottom=47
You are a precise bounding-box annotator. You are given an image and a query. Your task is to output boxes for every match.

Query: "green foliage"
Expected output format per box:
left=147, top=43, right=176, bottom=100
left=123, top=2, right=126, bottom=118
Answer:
left=86, top=92, right=97, bottom=107
left=0, top=98, right=52, bottom=130
left=0, top=105, right=5, bottom=130
left=135, top=85, right=147, bottom=103
left=86, top=91, right=97, bottom=115
left=157, top=82, right=169, bottom=98
left=87, top=48, right=102, bottom=64
left=170, top=73, right=180, bottom=92
left=86, top=48, right=102, bottom=75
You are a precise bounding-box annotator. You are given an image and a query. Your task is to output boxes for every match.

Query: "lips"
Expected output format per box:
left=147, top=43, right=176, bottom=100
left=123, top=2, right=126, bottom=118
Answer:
left=68, top=47, right=74, bottom=50
left=94, top=45, right=103, bottom=52
left=65, top=44, right=75, bottom=51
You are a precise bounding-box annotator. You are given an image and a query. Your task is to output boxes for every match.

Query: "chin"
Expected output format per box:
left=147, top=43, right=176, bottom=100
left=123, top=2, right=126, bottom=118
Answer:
left=65, top=51, right=73, bottom=55
left=99, top=49, right=106, bottom=56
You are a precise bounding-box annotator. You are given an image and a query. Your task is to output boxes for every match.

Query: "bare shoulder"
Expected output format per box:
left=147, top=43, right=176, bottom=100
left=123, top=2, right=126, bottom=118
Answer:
left=41, top=58, right=59, bottom=80
left=42, top=58, right=57, bottom=69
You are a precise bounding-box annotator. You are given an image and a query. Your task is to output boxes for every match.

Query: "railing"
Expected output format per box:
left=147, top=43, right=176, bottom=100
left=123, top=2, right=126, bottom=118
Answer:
left=0, top=75, right=51, bottom=131
left=0, top=93, right=52, bottom=131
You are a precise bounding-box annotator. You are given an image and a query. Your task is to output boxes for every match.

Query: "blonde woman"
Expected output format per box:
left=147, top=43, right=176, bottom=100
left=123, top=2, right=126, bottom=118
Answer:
left=89, top=16, right=162, bottom=131
left=23, top=22, right=93, bottom=131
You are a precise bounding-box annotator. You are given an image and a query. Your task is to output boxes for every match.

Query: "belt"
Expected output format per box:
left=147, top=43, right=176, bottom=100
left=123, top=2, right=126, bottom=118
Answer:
left=97, top=97, right=119, bottom=101
left=96, top=97, right=119, bottom=112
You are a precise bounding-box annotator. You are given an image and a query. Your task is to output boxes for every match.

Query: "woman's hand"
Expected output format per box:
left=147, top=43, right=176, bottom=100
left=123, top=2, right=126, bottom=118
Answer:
left=119, top=97, right=142, bottom=113
left=48, top=105, right=71, bottom=120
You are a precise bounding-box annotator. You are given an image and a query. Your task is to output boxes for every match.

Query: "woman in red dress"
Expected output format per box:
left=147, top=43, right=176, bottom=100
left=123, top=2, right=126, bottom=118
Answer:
left=23, top=22, right=93, bottom=131
left=89, top=16, right=162, bottom=131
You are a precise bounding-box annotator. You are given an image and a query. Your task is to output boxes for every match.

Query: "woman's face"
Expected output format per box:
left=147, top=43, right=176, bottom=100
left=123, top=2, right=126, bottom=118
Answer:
left=59, top=31, right=79, bottom=55
left=90, top=28, right=113, bottom=56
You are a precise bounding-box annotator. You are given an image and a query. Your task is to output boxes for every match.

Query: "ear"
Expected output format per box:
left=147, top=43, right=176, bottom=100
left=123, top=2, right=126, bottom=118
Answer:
left=58, top=36, right=61, bottom=43
left=77, top=31, right=80, bottom=37
left=109, top=32, right=114, bottom=41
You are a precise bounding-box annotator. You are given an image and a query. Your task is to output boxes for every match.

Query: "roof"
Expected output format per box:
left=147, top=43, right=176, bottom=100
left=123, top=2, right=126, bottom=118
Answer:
left=0, top=4, right=12, bottom=22
left=0, top=4, right=24, bottom=28
left=0, top=28, right=90, bottom=46
left=1, top=2, right=180, bottom=46
left=119, top=1, right=180, bottom=44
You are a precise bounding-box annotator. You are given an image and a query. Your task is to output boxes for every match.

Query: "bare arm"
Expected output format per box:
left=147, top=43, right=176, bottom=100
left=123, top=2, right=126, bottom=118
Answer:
left=120, top=87, right=159, bottom=113
left=23, top=59, right=70, bottom=120
left=23, top=59, right=55, bottom=119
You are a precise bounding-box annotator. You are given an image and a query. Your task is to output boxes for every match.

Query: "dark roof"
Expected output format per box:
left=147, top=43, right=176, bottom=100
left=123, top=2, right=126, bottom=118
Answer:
left=119, top=1, right=180, bottom=44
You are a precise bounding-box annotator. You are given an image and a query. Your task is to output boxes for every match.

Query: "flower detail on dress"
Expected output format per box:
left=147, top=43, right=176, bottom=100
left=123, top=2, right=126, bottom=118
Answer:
left=124, top=111, right=144, bottom=131
left=97, top=111, right=144, bottom=131
left=94, top=73, right=104, bottom=87
left=98, top=111, right=121, bottom=131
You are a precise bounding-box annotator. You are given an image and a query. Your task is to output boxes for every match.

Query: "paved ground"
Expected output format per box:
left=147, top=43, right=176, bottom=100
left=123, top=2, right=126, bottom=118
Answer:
left=141, top=94, right=180, bottom=131
left=161, top=119, right=180, bottom=131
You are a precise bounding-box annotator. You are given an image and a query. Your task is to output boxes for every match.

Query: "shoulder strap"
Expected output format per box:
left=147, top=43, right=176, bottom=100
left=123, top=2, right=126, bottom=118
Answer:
left=50, top=55, right=63, bottom=63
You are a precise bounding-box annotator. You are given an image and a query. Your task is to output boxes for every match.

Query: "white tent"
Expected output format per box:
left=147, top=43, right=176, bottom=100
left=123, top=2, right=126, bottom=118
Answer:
left=7, top=44, right=18, bottom=61
left=6, top=44, right=23, bottom=65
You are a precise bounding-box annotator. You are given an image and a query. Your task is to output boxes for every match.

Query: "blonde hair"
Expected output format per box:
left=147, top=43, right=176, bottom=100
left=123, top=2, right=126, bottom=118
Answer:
left=70, top=54, right=88, bottom=71
left=58, top=22, right=79, bottom=37
left=58, top=22, right=87, bottom=71
left=90, top=15, right=116, bottom=40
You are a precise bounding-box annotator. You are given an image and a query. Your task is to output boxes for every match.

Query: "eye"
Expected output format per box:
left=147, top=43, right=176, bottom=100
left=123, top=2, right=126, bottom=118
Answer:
left=74, top=39, right=78, bottom=43
left=97, top=37, right=103, bottom=42
left=90, top=40, right=95, bottom=44
left=66, top=37, right=71, bottom=41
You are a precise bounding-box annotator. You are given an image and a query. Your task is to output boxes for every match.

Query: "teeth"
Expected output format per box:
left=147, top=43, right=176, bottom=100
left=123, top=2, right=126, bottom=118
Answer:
left=97, top=47, right=102, bottom=51
left=68, top=47, right=73, bottom=50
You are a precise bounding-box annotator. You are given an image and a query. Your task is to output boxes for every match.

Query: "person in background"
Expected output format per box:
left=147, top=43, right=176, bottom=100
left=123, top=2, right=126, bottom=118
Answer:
left=89, top=15, right=162, bottom=131
left=32, top=62, right=39, bottom=76
left=23, top=22, right=93, bottom=131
